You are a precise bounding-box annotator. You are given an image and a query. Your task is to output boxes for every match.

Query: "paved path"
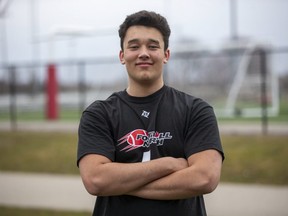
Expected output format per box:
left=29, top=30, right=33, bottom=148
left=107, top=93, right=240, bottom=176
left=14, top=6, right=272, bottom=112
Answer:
left=0, top=172, right=94, bottom=212
left=1, top=172, right=288, bottom=216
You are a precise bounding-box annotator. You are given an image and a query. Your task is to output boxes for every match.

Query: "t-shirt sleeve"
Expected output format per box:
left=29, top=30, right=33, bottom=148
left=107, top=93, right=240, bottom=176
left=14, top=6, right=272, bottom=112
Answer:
left=184, top=99, right=224, bottom=160
left=77, top=102, right=115, bottom=166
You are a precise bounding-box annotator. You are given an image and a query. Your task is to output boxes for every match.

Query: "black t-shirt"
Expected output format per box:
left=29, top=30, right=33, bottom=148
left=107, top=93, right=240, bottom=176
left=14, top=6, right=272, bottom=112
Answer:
left=77, top=85, right=224, bottom=216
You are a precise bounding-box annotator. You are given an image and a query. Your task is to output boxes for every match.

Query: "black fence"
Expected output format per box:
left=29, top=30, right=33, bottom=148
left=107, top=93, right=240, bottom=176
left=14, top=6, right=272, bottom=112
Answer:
left=1, top=46, right=288, bottom=133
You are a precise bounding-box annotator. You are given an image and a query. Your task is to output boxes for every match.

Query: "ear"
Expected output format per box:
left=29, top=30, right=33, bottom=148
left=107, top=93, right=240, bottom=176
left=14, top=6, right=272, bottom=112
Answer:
left=119, top=50, right=125, bottom=65
left=163, top=48, right=170, bottom=64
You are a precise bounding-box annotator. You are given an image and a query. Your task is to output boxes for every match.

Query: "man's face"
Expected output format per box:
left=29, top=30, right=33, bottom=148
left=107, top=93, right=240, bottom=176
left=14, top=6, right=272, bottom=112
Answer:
left=119, top=25, right=170, bottom=86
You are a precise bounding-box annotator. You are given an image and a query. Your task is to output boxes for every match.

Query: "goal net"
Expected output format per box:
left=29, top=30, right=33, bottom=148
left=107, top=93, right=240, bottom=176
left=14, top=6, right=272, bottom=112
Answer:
left=167, top=40, right=279, bottom=118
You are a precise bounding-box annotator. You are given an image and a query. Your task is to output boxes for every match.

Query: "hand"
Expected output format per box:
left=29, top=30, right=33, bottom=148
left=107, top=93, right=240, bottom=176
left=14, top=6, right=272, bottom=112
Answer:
left=175, top=158, right=189, bottom=170
left=161, top=157, right=188, bottom=172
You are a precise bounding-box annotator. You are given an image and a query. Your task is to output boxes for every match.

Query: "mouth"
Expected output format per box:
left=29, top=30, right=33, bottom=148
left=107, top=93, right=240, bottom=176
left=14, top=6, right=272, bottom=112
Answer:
left=136, top=62, right=153, bottom=67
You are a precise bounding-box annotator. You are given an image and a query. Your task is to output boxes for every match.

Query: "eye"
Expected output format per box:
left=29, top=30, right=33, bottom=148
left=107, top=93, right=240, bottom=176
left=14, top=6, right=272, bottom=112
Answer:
left=148, top=44, right=160, bottom=50
left=128, top=45, right=139, bottom=50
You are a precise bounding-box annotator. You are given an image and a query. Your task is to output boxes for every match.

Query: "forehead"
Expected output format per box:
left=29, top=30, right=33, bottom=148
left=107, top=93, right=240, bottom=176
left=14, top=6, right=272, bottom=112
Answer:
left=124, top=25, right=164, bottom=44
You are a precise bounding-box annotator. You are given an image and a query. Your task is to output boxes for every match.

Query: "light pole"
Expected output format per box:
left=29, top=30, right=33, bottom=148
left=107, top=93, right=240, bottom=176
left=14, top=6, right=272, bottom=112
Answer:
left=0, top=0, right=12, bottom=65
left=0, top=0, right=16, bottom=130
left=230, top=0, right=238, bottom=41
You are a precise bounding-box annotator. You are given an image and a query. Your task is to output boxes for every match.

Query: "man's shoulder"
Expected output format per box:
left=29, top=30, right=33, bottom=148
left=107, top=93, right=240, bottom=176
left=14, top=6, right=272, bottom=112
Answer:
left=165, top=86, right=205, bottom=104
left=85, top=90, right=124, bottom=111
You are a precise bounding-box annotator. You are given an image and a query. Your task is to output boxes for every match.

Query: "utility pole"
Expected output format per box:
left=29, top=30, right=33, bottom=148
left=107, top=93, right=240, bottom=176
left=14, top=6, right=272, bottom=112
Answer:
left=0, top=0, right=16, bottom=130
left=0, top=0, right=11, bottom=65
left=230, top=0, right=238, bottom=41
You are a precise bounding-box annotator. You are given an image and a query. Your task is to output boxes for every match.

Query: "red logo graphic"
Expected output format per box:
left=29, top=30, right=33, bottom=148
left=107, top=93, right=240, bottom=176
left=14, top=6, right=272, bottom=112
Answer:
left=118, top=129, right=148, bottom=152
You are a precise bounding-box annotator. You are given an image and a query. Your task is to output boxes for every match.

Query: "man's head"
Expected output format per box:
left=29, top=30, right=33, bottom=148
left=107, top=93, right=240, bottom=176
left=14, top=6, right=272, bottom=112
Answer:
left=118, top=10, right=171, bottom=51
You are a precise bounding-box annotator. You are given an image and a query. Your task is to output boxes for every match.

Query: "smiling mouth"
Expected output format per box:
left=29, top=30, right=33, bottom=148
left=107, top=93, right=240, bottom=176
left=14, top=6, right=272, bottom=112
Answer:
left=136, top=62, right=153, bottom=66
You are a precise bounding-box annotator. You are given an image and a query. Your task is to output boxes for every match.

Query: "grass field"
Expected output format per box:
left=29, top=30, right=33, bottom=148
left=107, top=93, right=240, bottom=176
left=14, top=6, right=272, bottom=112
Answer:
left=0, top=206, right=90, bottom=216
left=0, top=131, right=287, bottom=185
left=221, top=135, right=288, bottom=185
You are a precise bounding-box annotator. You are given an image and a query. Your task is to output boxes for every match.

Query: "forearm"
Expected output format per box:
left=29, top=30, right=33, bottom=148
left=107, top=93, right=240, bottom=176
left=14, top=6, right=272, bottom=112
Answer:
left=90, top=159, right=175, bottom=196
left=128, top=150, right=222, bottom=200
left=79, top=155, right=188, bottom=196
left=128, top=166, right=217, bottom=200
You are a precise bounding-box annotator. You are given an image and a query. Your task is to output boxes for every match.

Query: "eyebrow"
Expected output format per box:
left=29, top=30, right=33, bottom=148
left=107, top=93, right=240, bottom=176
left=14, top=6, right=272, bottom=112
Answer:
left=127, top=38, right=160, bottom=45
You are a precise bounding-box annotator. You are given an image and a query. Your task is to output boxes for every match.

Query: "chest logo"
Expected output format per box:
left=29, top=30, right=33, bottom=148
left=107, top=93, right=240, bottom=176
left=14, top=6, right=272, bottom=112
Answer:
left=141, top=110, right=150, bottom=118
left=118, top=129, right=172, bottom=152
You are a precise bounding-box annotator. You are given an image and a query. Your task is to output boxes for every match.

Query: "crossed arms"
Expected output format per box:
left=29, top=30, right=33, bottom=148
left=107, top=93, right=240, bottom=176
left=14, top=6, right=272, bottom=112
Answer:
left=79, top=149, right=222, bottom=200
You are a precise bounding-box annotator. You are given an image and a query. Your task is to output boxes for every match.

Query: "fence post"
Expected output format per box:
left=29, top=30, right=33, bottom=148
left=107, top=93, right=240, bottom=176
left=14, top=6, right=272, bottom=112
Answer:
left=259, top=49, right=268, bottom=135
left=78, top=62, right=86, bottom=115
left=8, top=65, right=17, bottom=130
left=46, top=63, right=58, bottom=120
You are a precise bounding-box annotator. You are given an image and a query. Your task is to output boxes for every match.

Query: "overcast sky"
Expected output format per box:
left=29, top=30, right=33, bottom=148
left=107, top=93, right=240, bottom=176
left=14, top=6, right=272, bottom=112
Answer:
left=1, top=0, right=288, bottom=67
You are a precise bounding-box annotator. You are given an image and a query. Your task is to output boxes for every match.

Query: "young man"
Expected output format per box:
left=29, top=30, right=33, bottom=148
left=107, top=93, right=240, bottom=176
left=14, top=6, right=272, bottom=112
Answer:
left=77, top=10, right=224, bottom=216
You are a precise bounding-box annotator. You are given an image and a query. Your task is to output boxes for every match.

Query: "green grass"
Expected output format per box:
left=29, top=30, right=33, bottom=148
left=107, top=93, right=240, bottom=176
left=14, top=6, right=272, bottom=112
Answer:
left=0, top=131, right=287, bottom=185
left=0, top=206, right=90, bottom=216
left=0, top=110, right=82, bottom=122
left=0, top=131, right=79, bottom=174
left=1, top=97, right=288, bottom=122
left=220, top=135, right=288, bottom=185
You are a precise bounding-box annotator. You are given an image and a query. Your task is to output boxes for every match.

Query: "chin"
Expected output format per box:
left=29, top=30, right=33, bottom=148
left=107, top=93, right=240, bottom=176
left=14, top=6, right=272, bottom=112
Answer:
left=140, top=77, right=160, bottom=86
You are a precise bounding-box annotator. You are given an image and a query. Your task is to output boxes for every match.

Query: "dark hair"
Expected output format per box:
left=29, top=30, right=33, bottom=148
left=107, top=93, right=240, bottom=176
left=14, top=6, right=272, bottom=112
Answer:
left=118, top=10, right=171, bottom=51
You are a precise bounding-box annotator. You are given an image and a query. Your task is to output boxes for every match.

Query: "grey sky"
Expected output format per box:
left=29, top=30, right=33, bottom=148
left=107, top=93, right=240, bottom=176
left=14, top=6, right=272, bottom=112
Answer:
left=1, top=0, right=287, bottom=65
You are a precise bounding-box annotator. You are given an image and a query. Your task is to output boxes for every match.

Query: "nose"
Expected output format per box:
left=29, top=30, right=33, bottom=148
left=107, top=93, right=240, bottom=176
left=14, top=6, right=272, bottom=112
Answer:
left=138, top=47, right=150, bottom=59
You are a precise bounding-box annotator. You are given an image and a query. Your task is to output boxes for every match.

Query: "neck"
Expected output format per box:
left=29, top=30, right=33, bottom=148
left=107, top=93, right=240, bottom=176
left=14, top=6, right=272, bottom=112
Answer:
left=126, top=81, right=164, bottom=97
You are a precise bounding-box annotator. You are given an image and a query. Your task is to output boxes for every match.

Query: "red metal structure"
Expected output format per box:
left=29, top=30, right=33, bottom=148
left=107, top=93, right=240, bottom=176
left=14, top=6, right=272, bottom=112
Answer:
left=46, top=64, right=58, bottom=120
